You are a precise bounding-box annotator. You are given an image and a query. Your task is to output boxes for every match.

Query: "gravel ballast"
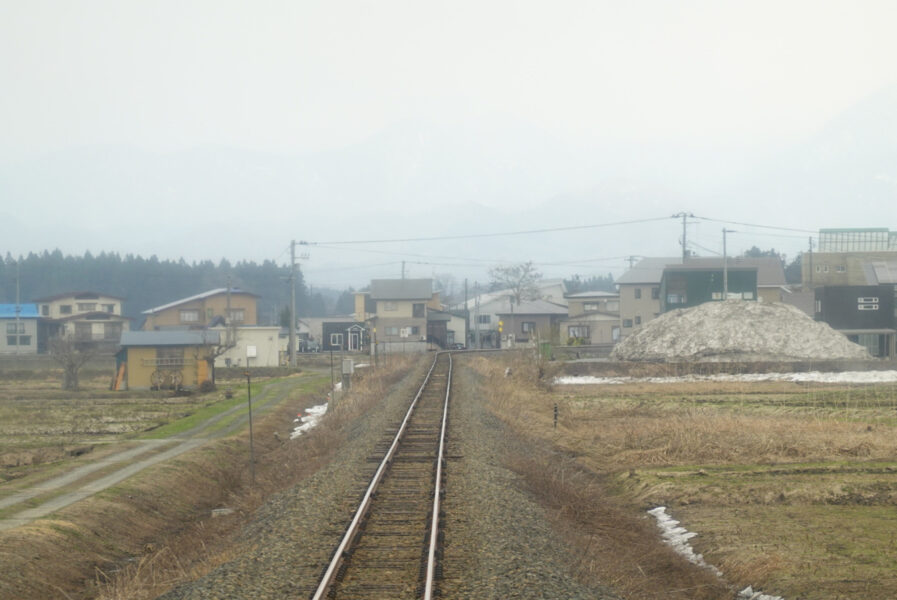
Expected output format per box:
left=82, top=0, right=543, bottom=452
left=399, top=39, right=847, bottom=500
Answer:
left=156, top=355, right=618, bottom=599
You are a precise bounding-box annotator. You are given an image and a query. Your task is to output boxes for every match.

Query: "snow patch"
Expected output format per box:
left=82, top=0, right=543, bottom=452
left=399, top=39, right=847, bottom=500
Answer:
left=290, top=402, right=328, bottom=439
left=555, top=370, right=897, bottom=385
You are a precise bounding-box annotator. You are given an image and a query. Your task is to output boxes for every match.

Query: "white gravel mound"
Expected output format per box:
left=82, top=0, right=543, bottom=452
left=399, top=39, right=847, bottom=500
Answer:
left=611, top=300, right=871, bottom=362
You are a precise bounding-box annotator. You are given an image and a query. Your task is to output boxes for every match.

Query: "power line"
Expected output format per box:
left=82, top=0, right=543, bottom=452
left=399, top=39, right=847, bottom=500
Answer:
left=300, top=216, right=674, bottom=245
left=692, top=216, right=815, bottom=234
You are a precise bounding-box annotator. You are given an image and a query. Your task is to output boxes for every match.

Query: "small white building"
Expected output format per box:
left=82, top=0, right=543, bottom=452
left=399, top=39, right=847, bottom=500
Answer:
left=210, top=325, right=284, bottom=367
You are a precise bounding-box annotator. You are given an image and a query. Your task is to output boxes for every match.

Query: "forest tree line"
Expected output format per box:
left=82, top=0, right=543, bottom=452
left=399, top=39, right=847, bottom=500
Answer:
left=0, top=250, right=327, bottom=326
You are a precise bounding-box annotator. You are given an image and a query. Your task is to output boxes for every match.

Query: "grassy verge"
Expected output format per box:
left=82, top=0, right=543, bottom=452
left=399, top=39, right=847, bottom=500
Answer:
left=468, top=353, right=897, bottom=599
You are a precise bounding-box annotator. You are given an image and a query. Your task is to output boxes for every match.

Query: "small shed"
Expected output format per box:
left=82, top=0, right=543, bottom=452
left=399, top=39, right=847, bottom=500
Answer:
left=117, top=330, right=221, bottom=390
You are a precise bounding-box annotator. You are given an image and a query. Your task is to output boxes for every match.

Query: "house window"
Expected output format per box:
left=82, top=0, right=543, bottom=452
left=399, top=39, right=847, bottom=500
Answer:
left=156, top=346, right=184, bottom=367
left=7, top=336, right=17, bottom=346
left=606, top=300, right=619, bottom=312
left=635, top=316, right=641, bottom=325
left=227, top=309, right=245, bottom=322
left=410, top=325, right=420, bottom=335
left=41, top=305, right=49, bottom=316
left=6, top=322, right=25, bottom=334
left=652, top=287, right=660, bottom=300
left=77, top=302, right=97, bottom=312
left=385, top=326, right=400, bottom=336
left=667, top=293, right=686, bottom=304
left=75, top=322, right=91, bottom=340
left=815, top=265, right=821, bottom=273
left=104, top=322, right=123, bottom=341
left=330, top=333, right=344, bottom=347
left=103, top=304, right=115, bottom=313
left=583, top=303, right=599, bottom=312
left=634, top=288, right=642, bottom=299
left=836, top=265, right=846, bottom=273
left=823, top=265, right=829, bottom=272
left=60, top=305, right=72, bottom=314
left=622, top=319, right=633, bottom=328
left=476, top=315, right=491, bottom=324
left=17, top=335, right=31, bottom=346
left=180, top=309, right=200, bottom=323
left=383, top=301, right=397, bottom=311
left=413, top=303, right=425, bottom=318
left=522, top=321, right=536, bottom=333
left=568, top=325, right=590, bottom=339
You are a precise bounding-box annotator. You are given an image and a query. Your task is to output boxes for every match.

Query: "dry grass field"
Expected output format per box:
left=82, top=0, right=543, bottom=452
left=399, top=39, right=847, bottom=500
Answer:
left=470, top=354, right=897, bottom=600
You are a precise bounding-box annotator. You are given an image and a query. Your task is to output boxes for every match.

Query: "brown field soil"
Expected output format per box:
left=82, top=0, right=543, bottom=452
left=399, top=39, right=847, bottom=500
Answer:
left=0, top=357, right=417, bottom=600
left=471, top=353, right=897, bottom=600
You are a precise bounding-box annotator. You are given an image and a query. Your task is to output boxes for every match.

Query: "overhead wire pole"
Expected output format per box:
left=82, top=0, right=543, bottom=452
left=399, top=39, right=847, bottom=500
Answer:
left=723, top=228, right=736, bottom=298
left=672, top=212, right=694, bottom=262
left=289, top=239, right=297, bottom=368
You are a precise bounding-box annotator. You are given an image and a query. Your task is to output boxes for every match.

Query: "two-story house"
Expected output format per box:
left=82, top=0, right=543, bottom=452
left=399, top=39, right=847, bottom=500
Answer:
left=559, top=291, right=620, bottom=345
left=142, top=288, right=258, bottom=330
left=803, top=228, right=897, bottom=288
left=34, top=291, right=130, bottom=347
left=356, top=279, right=440, bottom=353
left=0, top=303, right=40, bottom=354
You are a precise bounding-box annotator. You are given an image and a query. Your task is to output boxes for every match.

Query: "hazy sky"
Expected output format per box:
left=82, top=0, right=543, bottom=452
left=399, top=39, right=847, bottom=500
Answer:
left=2, top=1, right=897, bottom=286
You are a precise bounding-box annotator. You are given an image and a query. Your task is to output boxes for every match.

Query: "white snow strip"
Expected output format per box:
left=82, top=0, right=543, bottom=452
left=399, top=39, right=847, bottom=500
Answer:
left=648, top=507, right=785, bottom=600
left=290, top=402, right=328, bottom=440
left=555, top=370, right=897, bottom=386
left=647, top=506, right=721, bottom=576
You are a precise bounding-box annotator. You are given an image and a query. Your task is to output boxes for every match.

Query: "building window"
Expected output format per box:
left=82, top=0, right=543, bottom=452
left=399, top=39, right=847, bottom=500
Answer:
left=583, top=302, right=598, bottom=312
left=667, top=294, right=686, bottom=304
left=180, top=309, right=200, bottom=323
left=568, top=325, right=590, bottom=339
left=103, top=304, right=115, bottom=313
left=41, top=305, right=49, bottom=316
left=18, top=335, right=31, bottom=346
left=634, top=288, right=642, bottom=299
left=227, top=308, right=245, bottom=322
left=522, top=321, right=536, bottom=333
left=77, top=302, right=97, bottom=312
left=836, top=265, right=846, bottom=272
left=823, top=265, right=829, bottom=272
left=635, top=316, right=641, bottom=325
left=815, top=265, right=821, bottom=273
left=383, top=301, right=397, bottom=311
left=330, top=333, right=344, bottom=347
left=60, top=304, right=72, bottom=314
left=409, top=325, right=420, bottom=335
left=75, top=322, right=91, bottom=340
left=476, top=315, right=491, bottom=324
left=385, top=326, right=400, bottom=336
left=606, top=300, right=619, bottom=312
left=7, top=336, right=17, bottom=346
left=413, top=303, right=425, bottom=318
left=6, top=322, right=25, bottom=334
left=622, top=319, right=633, bottom=328
left=651, top=287, right=660, bottom=300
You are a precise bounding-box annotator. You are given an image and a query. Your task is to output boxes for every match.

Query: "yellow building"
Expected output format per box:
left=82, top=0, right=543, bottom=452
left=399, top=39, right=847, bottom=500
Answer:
left=116, top=330, right=221, bottom=390
left=141, top=288, right=258, bottom=330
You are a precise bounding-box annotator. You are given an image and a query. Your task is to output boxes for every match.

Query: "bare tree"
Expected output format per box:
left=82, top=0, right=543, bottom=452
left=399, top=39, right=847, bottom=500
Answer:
left=49, top=336, right=97, bottom=391
left=488, top=261, right=543, bottom=305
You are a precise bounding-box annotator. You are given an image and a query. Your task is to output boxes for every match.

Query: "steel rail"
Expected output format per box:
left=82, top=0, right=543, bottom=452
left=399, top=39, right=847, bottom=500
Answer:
left=423, top=353, right=451, bottom=600
left=310, top=353, right=445, bottom=600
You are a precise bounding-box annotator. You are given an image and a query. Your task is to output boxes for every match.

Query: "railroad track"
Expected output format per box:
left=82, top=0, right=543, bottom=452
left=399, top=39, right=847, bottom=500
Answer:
left=311, top=352, right=452, bottom=600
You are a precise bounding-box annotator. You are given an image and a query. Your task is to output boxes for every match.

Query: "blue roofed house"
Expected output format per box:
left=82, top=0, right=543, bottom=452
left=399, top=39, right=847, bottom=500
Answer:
left=0, top=304, right=40, bottom=354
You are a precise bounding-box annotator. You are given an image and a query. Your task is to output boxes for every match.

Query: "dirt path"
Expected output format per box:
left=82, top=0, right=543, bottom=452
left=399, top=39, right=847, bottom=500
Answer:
left=0, top=377, right=307, bottom=532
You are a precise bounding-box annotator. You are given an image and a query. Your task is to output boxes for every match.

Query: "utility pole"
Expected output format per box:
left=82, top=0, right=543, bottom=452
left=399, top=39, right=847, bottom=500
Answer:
left=289, top=239, right=297, bottom=367
left=226, top=276, right=232, bottom=348
left=401, top=260, right=405, bottom=279
left=723, top=228, right=736, bottom=298
left=15, top=260, right=20, bottom=356
left=672, top=212, right=694, bottom=262
left=626, top=255, right=638, bottom=269
left=807, top=236, right=814, bottom=287
left=473, top=282, right=481, bottom=349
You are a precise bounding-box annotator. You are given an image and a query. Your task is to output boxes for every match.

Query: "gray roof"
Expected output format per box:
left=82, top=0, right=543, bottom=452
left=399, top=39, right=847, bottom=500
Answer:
left=496, top=299, right=568, bottom=316
left=864, top=261, right=897, bottom=284
left=565, top=291, right=619, bottom=299
left=120, top=330, right=221, bottom=346
left=617, top=256, right=786, bottom=287
left=370, top=278, right=433, bottom=300
left=616, top=257, right=682, bottom=285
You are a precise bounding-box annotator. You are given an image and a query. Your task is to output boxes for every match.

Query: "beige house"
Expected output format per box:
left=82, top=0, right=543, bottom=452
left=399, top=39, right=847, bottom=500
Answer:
left=496, top=299, right=568, bottom=346
left=356, top=279, right=440, bottom=353
left=34, top=291, right=130, bottom=344
left=803, top=228, right=897, bottom=288
left=142, top=288, right=258, bottom=330
left=561, top=291, right=620, bottom=344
